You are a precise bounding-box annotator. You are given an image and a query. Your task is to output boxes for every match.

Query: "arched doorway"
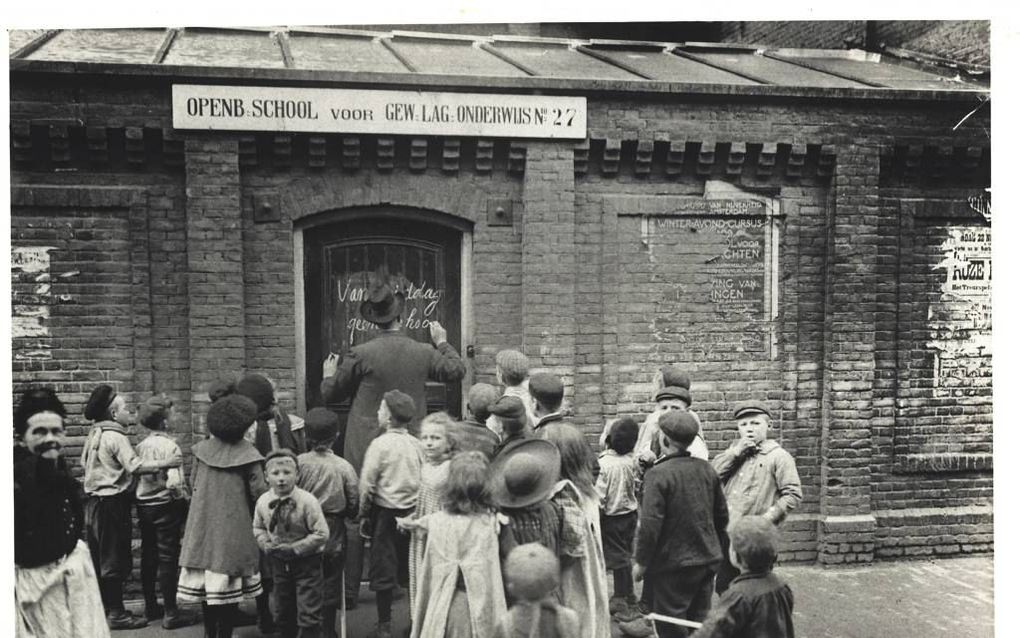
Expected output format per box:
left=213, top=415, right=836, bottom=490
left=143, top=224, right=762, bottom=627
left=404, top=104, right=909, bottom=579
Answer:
left=301, top=208, right=469, bottom=453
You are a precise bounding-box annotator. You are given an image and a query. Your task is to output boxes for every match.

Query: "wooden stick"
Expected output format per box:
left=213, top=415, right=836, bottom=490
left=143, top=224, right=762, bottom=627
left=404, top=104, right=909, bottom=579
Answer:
left=339, top=570, right=348, bottom=638
left=647, top=612, right=704, bottom=629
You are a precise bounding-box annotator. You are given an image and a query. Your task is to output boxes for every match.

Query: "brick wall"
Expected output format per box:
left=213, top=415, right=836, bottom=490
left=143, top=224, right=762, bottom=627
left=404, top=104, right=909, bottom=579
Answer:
left=717, top=21, right=866, bottom=49
left=868, top=187, right=992, bottom=558
left=10, top=72, right=991, bottom=569
left=242, top=165, right=524, bottom=408
left=12, top=196, right=132, bottom=460
left=717, top=20, right=989, bottom=66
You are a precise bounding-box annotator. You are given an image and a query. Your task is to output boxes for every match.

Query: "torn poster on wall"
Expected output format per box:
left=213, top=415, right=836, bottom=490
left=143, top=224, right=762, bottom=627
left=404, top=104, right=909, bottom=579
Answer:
left=928, top=227, right=991, bottom=397
left=11, top=246, right=55, bottom=359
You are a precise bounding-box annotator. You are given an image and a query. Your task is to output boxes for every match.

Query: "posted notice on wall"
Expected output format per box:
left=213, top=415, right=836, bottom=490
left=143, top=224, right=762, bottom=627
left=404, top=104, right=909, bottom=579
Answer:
left=945, top=227, right=991, bottom=297
left=173, top=85, right=586, bottom=139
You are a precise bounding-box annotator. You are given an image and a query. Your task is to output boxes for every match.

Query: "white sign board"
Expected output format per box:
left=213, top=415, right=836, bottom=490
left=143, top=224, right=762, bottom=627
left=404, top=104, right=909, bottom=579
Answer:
left=173, top=85, right=586, bottom=139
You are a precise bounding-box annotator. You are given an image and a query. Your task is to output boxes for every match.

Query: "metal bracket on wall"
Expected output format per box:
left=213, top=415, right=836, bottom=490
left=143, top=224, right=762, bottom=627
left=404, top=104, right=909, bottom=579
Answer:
left=487, top=199, right=514, bottom=226
left=253, top=194, right=281, bottom=223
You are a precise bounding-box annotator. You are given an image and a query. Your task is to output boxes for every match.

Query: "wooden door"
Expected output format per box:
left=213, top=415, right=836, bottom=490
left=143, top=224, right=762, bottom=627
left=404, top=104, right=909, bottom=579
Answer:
left=305, top=215, right=462, bottom=453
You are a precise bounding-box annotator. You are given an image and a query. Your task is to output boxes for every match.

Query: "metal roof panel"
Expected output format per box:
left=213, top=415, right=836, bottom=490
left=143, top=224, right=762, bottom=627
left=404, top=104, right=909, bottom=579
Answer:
left=162, top=29, right=285, bottom=69
left=9, top=29, right=51, bottom=56
left=683, top=51, right=871, bottom=88
left=287, top=33, right=408, bottom=74
left=21, top=28, right=165, bottom=64
left=588, top=46, right=759, bottom=85
left=8, top=27, right=989, bottom=99
left=489, top=41, right=640, bottom=80
left=770, top=52, right=981, bottom=91
left=389, top=38, right=527, bottom=77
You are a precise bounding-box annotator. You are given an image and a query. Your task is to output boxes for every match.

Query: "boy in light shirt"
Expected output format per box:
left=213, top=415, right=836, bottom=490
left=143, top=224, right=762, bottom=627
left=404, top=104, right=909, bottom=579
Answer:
left=135, top=395, right=199, bottom=629
left=359, top=390, right=424, bottom=638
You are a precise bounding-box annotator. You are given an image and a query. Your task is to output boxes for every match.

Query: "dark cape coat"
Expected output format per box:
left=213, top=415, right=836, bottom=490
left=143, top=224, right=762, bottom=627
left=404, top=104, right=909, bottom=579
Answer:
left=179, top=438, right=266, bottom=576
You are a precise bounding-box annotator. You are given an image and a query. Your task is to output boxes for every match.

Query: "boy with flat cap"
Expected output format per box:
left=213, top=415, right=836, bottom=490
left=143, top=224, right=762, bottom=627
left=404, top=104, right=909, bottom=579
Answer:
left=491, top=395, right=531, bottom=459
left=631, top=411, right=729, bottom=638
left=487, top=349, right=537, bottom=437
left=631, top=366, right=709, bottom=464
left=81, top=384, right=183, bottom=629
left=711, top=401, right=802, bottom=594
left=451, top=383, right=502, bottom=459
left=359, top=389, right=424, bottom=638
left=528, top=373, right=572, bottom=437
left=298, top=408, right=360, bottom=638
left=529, top=373, right=600, bottom=483
left=134, top=395, right=198, bottom=629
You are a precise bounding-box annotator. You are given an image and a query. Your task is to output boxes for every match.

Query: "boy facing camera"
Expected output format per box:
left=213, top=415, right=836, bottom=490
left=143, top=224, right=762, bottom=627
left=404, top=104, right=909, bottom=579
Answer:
left=253, top=449, right=329, bottom=638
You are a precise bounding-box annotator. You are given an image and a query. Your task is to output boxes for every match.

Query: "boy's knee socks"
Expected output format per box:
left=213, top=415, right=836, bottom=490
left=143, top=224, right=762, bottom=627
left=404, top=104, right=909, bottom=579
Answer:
left=376, top=588, right=393, bottom=623
left=614, top=567, right=634, bottom=598
left=101, top=578, right=125, bottom=613
left=158, top=567, right=179, bottom=611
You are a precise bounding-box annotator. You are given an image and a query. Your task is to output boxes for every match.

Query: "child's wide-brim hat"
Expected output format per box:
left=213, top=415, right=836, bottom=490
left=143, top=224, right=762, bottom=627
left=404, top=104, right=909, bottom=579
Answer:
left=489, top=439, right=561, bottom=508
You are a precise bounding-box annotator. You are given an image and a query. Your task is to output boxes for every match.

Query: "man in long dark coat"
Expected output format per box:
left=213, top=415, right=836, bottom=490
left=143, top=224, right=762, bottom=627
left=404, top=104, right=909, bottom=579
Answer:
left=320, top=277, right=466, bottom=474
left=320, top=276, right=466, bottom=614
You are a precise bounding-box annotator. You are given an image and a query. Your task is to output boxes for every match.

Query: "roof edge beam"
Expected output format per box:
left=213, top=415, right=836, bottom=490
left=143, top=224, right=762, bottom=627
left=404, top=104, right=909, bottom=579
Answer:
left=274, top=30, right=295, bottom=69
left=11, top=29, right=62, bottom=60
left=670, top=48, right=771, bottom=85
left=378, top=37, right=418, bottom=73
left=151, top=28, right=180, bottom=64
left=575, top=44, right=654, bottom=80
left=762, top=51, right=887, bottom=88
left=477, top=42, right=538, bottom=77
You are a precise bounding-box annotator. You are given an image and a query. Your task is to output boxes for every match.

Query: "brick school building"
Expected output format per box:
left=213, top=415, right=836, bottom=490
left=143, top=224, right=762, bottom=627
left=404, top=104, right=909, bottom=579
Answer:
left=10, top=27, right=991, bottom=565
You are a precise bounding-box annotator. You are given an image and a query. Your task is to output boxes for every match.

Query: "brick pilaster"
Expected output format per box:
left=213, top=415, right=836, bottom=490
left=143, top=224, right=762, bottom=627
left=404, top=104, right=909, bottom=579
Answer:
left=817, top=144, right=881, bottom=563
left=185, top=136, right=246, bottom=432
left=521, top=143, right=577, bottom=403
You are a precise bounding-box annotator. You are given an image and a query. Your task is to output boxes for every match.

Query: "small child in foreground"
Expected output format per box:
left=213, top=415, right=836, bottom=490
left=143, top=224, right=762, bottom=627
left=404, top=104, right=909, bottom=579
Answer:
left=254, top=449, right=329, bottom=638
left=297, top=408, right=360, bottom=638
left=690, top=516, right=795, bottom=638
left=401, top=451, right=507, bottom=638
left=493, top=543, right=580, bottom=638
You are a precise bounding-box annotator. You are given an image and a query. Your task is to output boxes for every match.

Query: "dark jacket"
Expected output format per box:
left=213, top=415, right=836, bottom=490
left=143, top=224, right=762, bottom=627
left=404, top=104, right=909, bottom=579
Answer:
left=635, top=452, right=728, bottom=574
left=451, top=418, right=501, bottom=460
left=534, top=417, right=600, bottom=481
left=14, top=454, right=85, bottom=568
left=320, top=331, right=465, bottom=473
left=691, top=571, right=795, bottom=638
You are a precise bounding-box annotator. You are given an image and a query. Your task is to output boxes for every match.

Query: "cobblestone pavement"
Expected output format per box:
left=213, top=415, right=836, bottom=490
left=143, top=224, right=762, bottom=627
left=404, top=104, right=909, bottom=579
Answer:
left=121, top=555, right=993, bottom=638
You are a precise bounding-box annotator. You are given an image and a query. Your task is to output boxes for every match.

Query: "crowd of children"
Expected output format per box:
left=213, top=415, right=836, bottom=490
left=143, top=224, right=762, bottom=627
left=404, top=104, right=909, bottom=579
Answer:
left=14, top=351, right=803, bottom=638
